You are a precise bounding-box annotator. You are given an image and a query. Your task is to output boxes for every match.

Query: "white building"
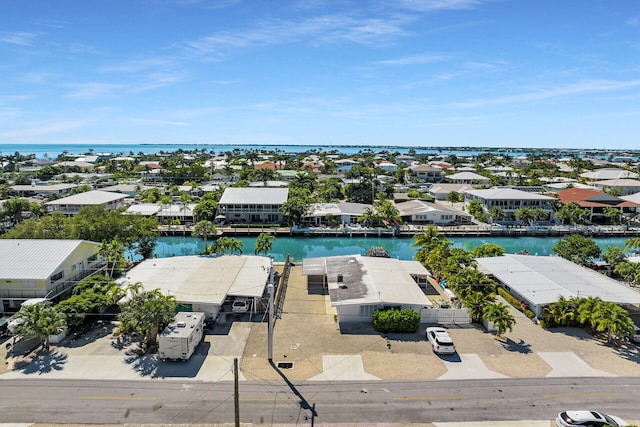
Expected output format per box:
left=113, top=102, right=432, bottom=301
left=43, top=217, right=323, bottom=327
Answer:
left=302, top=202, right=371, bottom=226
left=118, top=255, right=272, bottom=319
left=476, top=254, right=640, bottom=317
left=464, top=188, right=555, bottom=222
left=395, top=200, right=472, bottom=225
left=302, top=255, right=432, bottom=323
left=217, top=187, right=289, bottom=224
left=45, top=190, right=128, bottom=215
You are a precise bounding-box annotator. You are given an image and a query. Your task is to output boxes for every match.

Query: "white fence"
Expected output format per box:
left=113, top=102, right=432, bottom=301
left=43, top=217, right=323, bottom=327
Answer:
left=421, top=308, right=471, bottom=325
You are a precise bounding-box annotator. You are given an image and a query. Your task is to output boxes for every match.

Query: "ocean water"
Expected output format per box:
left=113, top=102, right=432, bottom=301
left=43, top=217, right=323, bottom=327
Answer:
left=3, top=142, right=543, bottom=160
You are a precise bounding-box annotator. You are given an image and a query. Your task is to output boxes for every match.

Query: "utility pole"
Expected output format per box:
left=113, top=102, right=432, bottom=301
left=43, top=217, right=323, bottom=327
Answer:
left=268, top=258, right=275, bottom=361
left=234, top=357, right=239, bottom=427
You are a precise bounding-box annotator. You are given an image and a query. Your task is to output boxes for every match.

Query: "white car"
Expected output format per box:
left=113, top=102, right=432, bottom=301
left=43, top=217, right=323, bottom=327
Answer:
left=426, top=327, right=455, bottom=354
left=556, top=410, right=628, bottom=427
left=232, top=297, right=250, bottom=313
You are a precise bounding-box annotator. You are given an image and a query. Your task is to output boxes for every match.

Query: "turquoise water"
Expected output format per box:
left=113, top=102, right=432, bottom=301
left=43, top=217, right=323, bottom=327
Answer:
left=151, top=235, right=630, bottom=262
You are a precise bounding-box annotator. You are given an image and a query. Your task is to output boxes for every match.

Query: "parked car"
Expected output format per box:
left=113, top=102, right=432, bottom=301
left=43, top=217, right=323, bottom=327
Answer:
left=232, top=297, right=250, bottom=313
left=426, top=327, right=455, bottom=354
left=556, top=410, right=628, bottom=427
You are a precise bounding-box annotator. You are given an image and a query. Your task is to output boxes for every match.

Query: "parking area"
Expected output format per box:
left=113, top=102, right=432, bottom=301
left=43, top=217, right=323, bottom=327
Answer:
left=2, top=265, right=640, bottom=382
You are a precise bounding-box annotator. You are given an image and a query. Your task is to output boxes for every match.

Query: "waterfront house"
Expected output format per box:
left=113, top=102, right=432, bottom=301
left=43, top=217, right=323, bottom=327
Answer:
left=557, top=187, right=640, bottom=223
left=476, top=254, right=640, bottom=318
left=302, top=202, right=371, bottom=227
left=45, top=190, right=128, bottom=216
left=464, top=188, right=555, bottom=222
left=118, top=255, right=272, bottom=319
left=302, top=255, right=432, bottom=324
left=217, top=187, right=289, bottom=224
left=157, top=203, right=197, bottom=226
left=395, top=200, right=472, bottom=225
left=0, top=239, right=102, bottom=313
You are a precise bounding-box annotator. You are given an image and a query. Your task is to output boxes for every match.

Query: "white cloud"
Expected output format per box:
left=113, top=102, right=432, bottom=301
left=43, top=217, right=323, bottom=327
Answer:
left=121, top=117, right=190, bottom=126
left=0, top=31, right=41, bottom=46
left=0, top=120, right=88, bottom=139
left=180, top=13, right=412, bottom=56
left=375, top=54, right=450, bottom=65
left=451, top=79, right=640, bottom=108
left=64, top=82, right=125, bottom=99
left=393, top=0, right=484, bottom=12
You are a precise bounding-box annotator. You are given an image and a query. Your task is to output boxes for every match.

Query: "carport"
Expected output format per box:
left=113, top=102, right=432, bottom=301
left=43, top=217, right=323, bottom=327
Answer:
left=119, top=254, right=272, bottom=320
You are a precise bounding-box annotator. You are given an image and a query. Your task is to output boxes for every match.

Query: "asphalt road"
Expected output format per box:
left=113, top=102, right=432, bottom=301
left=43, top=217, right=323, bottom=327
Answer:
left=1, top=377, right=639, bottom=425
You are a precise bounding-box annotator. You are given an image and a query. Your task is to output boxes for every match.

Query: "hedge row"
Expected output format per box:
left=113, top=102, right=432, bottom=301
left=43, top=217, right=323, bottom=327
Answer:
left=372, top=308, right=420, bottom=333
left=497, top=287, right=535, bottom=319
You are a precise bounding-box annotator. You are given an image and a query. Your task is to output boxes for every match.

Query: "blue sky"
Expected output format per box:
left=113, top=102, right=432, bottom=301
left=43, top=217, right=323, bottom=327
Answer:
left=1, top=0, right=639, bottom=149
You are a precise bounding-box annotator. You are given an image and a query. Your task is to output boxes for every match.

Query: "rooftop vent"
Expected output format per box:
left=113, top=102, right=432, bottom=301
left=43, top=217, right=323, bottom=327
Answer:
left=177, top=321, right=186, bottom=328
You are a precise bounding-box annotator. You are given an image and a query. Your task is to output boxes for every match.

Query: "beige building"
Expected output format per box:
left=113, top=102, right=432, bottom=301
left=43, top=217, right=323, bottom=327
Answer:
left=0, top=239, right=102, bottom=313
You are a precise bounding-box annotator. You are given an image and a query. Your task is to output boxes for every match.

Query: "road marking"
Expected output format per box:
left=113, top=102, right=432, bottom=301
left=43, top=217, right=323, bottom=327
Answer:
left=240, top=397, right=316, bottom=402
left=80, top=396, right=157, bottom=401
left=544, top=393, right=618, bottom=398
left=393, top=396, right=468, bottom=401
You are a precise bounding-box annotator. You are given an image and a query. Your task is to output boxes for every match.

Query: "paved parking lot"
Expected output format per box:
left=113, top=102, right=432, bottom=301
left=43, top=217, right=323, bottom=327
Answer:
left=2, top=265, right=640, bottom=383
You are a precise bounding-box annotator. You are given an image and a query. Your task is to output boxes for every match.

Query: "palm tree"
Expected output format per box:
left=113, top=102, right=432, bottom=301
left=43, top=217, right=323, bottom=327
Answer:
left=358, top=207, right=378, bottom=228
left=213, top=237, right=244, bottom=255
left=462, top=290, right=493, bottom=323
left=483, top=302, right=515, bottom=337
left=592, top=301, right=635, bottom=345
left=192, top=220, right=218, bottom=252
left=99, top=238, right=126, bottom=278
left=13, top=303, right=67, bottom=352
left=254, top=232, right=275, bottom=255
left=576, top=297, right=602, bottom=331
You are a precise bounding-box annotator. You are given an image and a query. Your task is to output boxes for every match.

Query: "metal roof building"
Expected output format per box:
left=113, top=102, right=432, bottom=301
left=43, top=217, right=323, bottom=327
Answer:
left=476, top=254, right=640, bottom=317
left=0, top=239, right=102, bottom=307
left=218, top=187, right=289, bottom=205
left=118, top=255, right=271, bottom=319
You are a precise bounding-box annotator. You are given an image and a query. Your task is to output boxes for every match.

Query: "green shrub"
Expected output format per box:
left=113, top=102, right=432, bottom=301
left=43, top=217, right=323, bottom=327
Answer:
left=497, top=287, right=532, bottom=316
left=372, top=308, right=420, bottom=333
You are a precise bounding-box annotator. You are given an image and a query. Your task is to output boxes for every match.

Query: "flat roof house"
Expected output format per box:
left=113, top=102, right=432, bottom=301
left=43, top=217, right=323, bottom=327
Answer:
left=477, top=254, right=640, bottom=318
left=118, top=255, right=272, bottom=319
left=45, top=190, right=128, bottom=215
left=0, top=239, right=102, bottom=313
left=302, top=202, right=370, bottom=227
left=217, top=187, right=289, bottom=224
left=302, top=255, right=432, bottom=324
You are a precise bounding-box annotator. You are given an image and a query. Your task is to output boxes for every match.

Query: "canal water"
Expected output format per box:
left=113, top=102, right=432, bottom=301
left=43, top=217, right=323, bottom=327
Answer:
left=152, top=235, right=630, bottom=262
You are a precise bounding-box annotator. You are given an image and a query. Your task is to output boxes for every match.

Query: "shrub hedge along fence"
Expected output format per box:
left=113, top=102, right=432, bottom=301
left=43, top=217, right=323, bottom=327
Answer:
left=372, top=308, right=420, bottom=333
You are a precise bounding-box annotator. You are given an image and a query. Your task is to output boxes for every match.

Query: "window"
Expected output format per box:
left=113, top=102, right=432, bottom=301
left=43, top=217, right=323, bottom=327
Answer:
left=51, top=271, right=64, bottom=281
left=360, top=305, right=375, bottom=317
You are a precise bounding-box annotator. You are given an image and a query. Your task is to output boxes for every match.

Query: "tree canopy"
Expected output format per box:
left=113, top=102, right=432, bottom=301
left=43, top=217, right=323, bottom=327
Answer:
left=552, top=234, right=601, bottom=266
